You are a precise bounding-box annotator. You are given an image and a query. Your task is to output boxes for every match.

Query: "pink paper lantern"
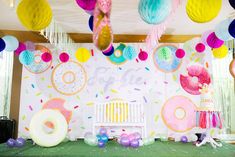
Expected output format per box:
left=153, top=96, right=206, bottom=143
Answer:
left=59, top=52, right=69, bottom=63
left=75, top=0, right=96, bottom=11
left=138, top=49, right=148, bottom=61
left=195, top=43, right=205, bottom=53
left=41, top=52, right=52, bottom=62
left=206, top=32, right=224, bottom=49
left=14, top=42, right=26, bottom=56
left=175, top=48, right=185, bottom=59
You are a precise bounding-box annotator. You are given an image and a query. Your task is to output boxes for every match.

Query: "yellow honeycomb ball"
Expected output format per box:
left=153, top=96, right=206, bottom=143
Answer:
left=212, top=45, right=228, bottom=59
left=17, top=0, right=52, bottom=31
left=186, top=0, right=222, bottom=23
left=75, top=47, right=91, bottom=63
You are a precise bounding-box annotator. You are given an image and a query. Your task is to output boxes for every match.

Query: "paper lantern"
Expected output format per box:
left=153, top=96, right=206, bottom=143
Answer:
left=212, top=45, right=228, bottom=59
left=102, top=45, right=114, bottom=56
left=229, top=19, right=235, bottom=38
left=229, top=0, right=235, bottom=9
left=59, top=52, right=70, bottom=63
left=138, top=49, right=148, bottom=61
left=0, top=38, right=6, bottom=52
left=138, top=0, right=172, bottom=24
left=88, top=16, right=94, bottom=31
left=215, top=19, right=233, bottom=41
left=19, top=50, right=34, bottom=65
left=229, top=59, right=235, bottom=78
left=186, top=0, right=222, bottom=23
left=75, top=0, right=96, bottom=11
left=195, top=43, right=205, bottom=53
left=123, top=45, right=137, bottom=60
left=17, top=0, right=52, bottom=31
left=201, top=30, right=213, bottom=46
left=75, top=47, right=91, bottom=62
left=97, top=0, right=112, bottom=14
left=2, top=35, right=19, bottom=52
left=175, top=49, right=185, bottom=59
left=41, top=52, right=52, bottom=62
left=157, top=47, right=172, bottom=61
left=97, top=25, right=112, bottom=51
left=207, top=32, right=224, bottom=48
left=14, top=42, right=26, bottom=56
left=24, top=41, right=35, bottom=51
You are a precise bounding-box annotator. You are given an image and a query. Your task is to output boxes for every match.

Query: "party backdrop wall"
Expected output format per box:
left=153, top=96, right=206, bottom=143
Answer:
left=18, top=42, right=214, bottom=139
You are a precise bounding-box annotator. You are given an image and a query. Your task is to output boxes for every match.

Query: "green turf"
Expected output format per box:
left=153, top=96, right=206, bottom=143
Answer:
left=0, top=140, right=235, bottom=157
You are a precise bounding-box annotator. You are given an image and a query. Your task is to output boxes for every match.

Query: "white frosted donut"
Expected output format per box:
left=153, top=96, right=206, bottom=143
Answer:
left=29, top=109, right=68, bottom=147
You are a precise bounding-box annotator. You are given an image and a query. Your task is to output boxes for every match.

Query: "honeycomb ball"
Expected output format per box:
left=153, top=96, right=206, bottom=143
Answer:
left=19, top=50, right=34, bottom=65
left=17, top=0, right=52, bottom=31
left=186, top=0, right=222, bottom=23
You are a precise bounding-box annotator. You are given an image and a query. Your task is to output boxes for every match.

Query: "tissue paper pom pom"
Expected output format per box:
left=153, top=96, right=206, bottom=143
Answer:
left=2, top=35, right=19, bottom=52
left=75, top=48, right=91, bottom=62
left=207, top=32, right=224, bottom=48
left=195, top=43, right=205, bottom=53
left=75, top=0, right=96, bottom=11
left=14, top=42, right=26, bottom=56
left=19, top=50, right=34, bottom=65
left=17, top=0, right=52, bottom=31
left=212, top=45, right=228, bottom=59
left=59, top=52, right=70, bottom=63
left=41, top=52, right=52, bottom=62
left=175, top=49, right=185, bottom=59
left=123, top=45, right=137, bottom=60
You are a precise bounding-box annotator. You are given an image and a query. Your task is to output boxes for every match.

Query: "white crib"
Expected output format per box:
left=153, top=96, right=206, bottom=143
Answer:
left=93, top=101, right=147, bottom=138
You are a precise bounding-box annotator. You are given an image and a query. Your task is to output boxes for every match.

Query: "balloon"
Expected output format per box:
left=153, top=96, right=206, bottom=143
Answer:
left=88, top=15, right=94, bottom=31
left=229, top=0, right=235, bottom=9
left=59, top=52, right=70, bottom=63
left=123, top=45, right=137, bottom=60
left=84, top=136, right=98, bottom=146
left=181, top=136, right=188, bottom=143
left=201, top=30, right=213, bottom=46
left=24, top=41, right=35, bottom=51
left=0, top=38, right=6, bottom=52
left=186, top=0, right=222, bottom=23
left=41, top=52, right=52, bottom=62
left=133, top=132, right=141, bottom=140
left=97, top=0, right=112, bottom=14
left=17, top=0, right=52, bottom=31
left=138, top=49, right=148, bottom=61
left=75, top=0, right=96, bottom=11
left=207, top=32, right=224, bottom=48
left=143, top=137, right=155, bottom=145
left=138, top=139, right=144, bottom=146
left=14, top=42, right=26, bottom=56
left=212, top=45, right=228, bottom=59
left=120, top=137, right=130, bottom=147
left=190, top=134, right=198, bottom=142
left=195, top=43, right=205, bottom=53
left=102, top=45, right=114, bottom=56
left=130, top=139, right=139, bottom=148
left=100, top=134, right=109, bottom=143
left=229, top=59, right=235, bottom=78
left=158, top=46, right=172, bottom=61
left=215, top=19, right=233, bottom=41
left=229, top=19, right=235, bottom=38
left=2, top=35, right=19, bottom=52
left=75, top=47, right=91, bottom=62
left=138, top=0, right=172, bottom=24
left=97, top=26, right=112, bottom=51
left=98, top=141, right=105, bottom=148
left=99, top=128, right=107, bottom=135
left=6, top=138, right=16, bottom=147
left=175, top=48, right=185, bottom=59
left=128, top=134, right=136, bottom=142
left=19, top=50, right=34, bottom=65
left=15, top=138, right=26, bottom=147
left=96, top=135, right=102, bottom=141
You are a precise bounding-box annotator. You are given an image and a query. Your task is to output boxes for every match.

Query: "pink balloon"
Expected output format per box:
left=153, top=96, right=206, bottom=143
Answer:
left=59, top=52, right=70, bottom=63
left=97, top=0, right=112, bottom=13
left=195, top=43, right=205, bottom=53
left=138, top=49, right=148, bottom=61
left=175, top=48, right=185, bottom=59
left=41, top=52, right=52, bottom=62
left=75, top=0, right=96, bottom=11
left=14, top=42, right=26, bottom=56
left=201, top=30, right=213, bottom=46
left=206, top=32, right=224, bottom=49
left=128, top=134, right=136, bottom=142
left=24, top=41, right=35, bottom=51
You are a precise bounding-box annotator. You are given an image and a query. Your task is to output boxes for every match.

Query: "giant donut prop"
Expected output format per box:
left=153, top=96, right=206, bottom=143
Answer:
left=29, top=109, right=68, bottom=147
left=161, top=96, right=196, bottom=132
left=93, top=0, right=113, bottom=51
left=108, top=43, right=127, bottom=65
left=180, top=64, right=211, bottom=95
left=229, top=59, right=235, bottom=78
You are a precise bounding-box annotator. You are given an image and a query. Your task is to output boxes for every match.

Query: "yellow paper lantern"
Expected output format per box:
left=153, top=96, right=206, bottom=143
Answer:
left=75, top=47, right=91, bottom=62
left=17, top=0, right=52, bottom=31
left=212, top=45, right=228, bottom=59
left=186, top=0, right=222, bottom=23
left=97, top=26, right=112, bottom=51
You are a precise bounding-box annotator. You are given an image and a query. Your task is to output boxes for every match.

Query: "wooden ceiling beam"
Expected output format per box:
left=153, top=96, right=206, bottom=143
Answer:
left=0, top=30, right=200, bottom=43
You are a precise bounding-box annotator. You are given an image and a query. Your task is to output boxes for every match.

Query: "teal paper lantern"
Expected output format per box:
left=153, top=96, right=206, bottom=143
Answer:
left=138, top=0, right=172, bottom=24
left=19, top=50, right=34, bottom=65
left=123, top=45, right=137, bottom=60
left=215, top=19, right=233, bottom=41
left=2, top=35, right=19, bottom=52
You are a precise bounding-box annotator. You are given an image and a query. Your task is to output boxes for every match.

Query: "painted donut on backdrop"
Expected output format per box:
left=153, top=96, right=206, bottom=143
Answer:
left=180, top=64, right=211, bottom=95
left=108, top=43, right=127, bottom=65
left=230, top=59, right=235, bottom=78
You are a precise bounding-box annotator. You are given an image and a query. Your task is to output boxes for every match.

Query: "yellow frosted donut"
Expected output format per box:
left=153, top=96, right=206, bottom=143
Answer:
left=29, top=109, right=68, bottom=147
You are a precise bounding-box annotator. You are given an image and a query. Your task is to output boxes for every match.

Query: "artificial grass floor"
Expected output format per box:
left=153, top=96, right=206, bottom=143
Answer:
left=0, top=140, right=235, bottom=157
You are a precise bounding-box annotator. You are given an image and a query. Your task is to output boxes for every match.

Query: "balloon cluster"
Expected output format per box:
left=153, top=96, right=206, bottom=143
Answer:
left=6, top=138, right=26, bottom=148
left=118, top=132, right=142, bottom=148
left=96, top=128, right=109, bottom=148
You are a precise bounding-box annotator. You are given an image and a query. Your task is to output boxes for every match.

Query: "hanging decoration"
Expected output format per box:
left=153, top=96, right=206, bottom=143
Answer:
left=75, top=0, right=97, bottom=11
left=206, top=32, right=224, bottom=49
left=19, top=50, right=34, bottom=65
left=89, top=15, right=94, bottom=31
left=14, top=42, right=26, bottom=56
left=123, top=45, right=137, bottom=60
left=215, top=19, right=233, bottom=41
left=186, top=0, right=222, bottom=23
left=229, top=59, right=235, bottom=78
left=138, top=49, right=148, bottom=61
left=0, top=38, right=6, bottom=52
left=195, top=43, right=205, bottom=53
left=24, top=41, right=35, bottom=51
left=138, top=0, right=172, bottom=24
left=102, top=45, right=114, bottom=56
left=59, top=52, right=70, bottom=63
left=175, top=48, right=185, bottom=59
left=41, top=52, right=52, bottom=63
left=201, top=30, right=213, bottom=46
left=2, top=35, right=19, bottom=52
left=108, top=43, right=126, bottom=65
left=229, top=19, right=235, bottom=38
left=229, top=0, right=235, bottom=9
left=75, top=47, right=91, bottom=63
left=17, top=0, right=52, bottom=31
left=93, top=0, right=113, bottom=51
left=212, top=45, right=228, bottom=59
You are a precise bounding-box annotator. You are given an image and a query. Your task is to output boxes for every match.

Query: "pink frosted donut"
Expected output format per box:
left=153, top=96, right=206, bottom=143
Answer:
left=42, top=98, right=72, bottom=124
left=180, top=65, right=211, bottom=95
left=161, top=96, right=196, bottom=132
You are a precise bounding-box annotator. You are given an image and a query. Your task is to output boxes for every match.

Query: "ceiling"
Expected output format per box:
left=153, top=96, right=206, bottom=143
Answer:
left=0, top=0, right=234, bottom=35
